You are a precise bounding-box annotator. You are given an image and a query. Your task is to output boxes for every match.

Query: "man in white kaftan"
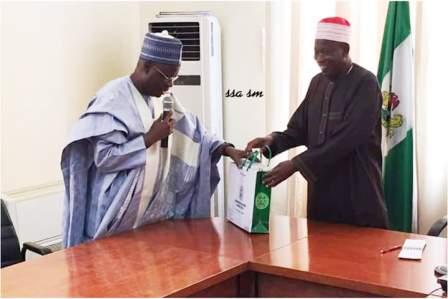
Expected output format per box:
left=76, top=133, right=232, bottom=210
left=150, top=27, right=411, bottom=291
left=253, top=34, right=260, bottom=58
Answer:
left=61, top=31, right=245, bottom=247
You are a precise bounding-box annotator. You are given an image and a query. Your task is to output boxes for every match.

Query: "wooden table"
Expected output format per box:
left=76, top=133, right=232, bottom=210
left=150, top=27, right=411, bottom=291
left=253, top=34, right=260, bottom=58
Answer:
left=1, top=216, right=446, bottom=297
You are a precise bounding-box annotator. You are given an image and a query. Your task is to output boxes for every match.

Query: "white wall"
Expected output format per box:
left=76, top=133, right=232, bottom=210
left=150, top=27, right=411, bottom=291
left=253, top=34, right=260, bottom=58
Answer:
left=415, top=1, right=448, bottom=236
left=1, top=2, right=140, bottom=194
left=1, top=1, right=140, bottom=242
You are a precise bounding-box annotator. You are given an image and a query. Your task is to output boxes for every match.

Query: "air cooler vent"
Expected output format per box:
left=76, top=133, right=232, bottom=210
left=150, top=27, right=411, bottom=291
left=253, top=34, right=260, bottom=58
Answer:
left=149, top=22, right=200, bottom=61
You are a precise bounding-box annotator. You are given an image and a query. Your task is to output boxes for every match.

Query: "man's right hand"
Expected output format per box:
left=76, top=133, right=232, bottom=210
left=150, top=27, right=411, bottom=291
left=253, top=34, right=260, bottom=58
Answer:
left=144, top=111, right=175, bottom=148
left=245, top=135, right=274, bottom=153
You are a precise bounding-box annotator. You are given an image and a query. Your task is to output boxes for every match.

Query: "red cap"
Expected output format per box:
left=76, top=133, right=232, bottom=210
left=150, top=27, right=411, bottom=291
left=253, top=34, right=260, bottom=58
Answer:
left=316, top=16, right=351, bottom=43
left=319, top=17, right=351, bottom=26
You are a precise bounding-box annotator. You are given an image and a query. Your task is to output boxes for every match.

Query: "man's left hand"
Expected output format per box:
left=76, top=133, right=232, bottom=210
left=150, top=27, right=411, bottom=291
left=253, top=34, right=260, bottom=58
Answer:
left=263, top=160, right=297, bottom=188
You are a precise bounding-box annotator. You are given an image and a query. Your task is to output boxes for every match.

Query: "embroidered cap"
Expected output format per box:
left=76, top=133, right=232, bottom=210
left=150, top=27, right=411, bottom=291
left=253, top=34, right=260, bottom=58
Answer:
left=140, top=30, right=183, bottom=65
left=315, top=17, right=351, bottom=44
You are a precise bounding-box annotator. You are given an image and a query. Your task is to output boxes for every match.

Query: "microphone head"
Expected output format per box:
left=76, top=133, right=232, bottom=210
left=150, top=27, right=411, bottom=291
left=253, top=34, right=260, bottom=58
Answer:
left=163, top=94, right=173, bottom=111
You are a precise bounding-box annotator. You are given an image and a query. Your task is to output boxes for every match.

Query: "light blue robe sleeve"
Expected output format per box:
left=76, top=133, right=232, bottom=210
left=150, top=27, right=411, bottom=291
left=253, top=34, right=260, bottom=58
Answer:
left=90, top=131, right=147, bottom=173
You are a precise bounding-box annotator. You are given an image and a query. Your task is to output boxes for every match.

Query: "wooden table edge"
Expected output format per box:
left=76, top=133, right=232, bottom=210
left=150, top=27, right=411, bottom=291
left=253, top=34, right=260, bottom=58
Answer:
left=247, top=261, right=430, bottom=298
left=164, top=261, right=248, bottom=297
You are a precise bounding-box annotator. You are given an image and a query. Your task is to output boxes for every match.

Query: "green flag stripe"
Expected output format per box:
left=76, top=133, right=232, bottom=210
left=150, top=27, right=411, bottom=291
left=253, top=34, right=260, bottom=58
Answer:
left=383, top=130, right=413, bottom=231
left=377, top=1, right=411, bottom=85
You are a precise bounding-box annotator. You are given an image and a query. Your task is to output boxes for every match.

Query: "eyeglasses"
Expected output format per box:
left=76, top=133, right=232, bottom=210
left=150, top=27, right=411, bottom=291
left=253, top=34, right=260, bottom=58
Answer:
left=153, top=65, right=179, bottom=83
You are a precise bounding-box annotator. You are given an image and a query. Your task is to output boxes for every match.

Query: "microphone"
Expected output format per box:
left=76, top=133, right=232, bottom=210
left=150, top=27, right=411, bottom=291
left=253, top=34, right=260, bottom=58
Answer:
left=161, top=94, right=173, bottom=148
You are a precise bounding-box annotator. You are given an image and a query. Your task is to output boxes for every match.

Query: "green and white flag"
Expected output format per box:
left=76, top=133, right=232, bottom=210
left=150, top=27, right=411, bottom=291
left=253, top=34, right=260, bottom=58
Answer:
left=377, top=1, right=416, bottom=232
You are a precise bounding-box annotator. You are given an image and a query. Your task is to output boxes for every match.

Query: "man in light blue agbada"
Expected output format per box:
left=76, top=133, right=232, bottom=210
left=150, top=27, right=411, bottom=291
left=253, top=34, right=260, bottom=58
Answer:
left=61, top=31, right=245, bottom=248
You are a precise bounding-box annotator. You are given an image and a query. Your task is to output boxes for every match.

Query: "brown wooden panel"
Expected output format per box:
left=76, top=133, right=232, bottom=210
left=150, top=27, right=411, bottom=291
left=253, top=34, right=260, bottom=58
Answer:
left=257, top=273, right=380, bottom=297
left=252, top=225, right=447, bottom=297
left=187, top=276, right=239, bottom=297
left=238, top=271, right=257, bottom=297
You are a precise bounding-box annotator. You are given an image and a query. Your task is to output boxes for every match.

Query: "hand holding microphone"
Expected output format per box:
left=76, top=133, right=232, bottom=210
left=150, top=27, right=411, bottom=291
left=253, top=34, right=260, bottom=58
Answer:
left=143, top=95, right=175, bottom=148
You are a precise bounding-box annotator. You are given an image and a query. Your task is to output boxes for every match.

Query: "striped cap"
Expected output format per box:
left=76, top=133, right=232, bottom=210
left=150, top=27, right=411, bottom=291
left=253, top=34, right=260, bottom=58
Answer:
left=315, top=17, right=351, bottom=44
left=140, top=30, right=183, bottom=65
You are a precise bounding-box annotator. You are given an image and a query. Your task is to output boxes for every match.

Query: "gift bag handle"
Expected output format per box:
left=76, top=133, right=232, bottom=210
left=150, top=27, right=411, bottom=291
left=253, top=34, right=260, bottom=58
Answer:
left=246, top=145, right=272, bottom=170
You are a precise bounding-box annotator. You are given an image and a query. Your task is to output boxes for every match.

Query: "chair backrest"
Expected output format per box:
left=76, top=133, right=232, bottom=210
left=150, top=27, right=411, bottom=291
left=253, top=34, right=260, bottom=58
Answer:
left=1, top=199, right=23, bottom=267
left=427, top=215, right=448, bottom=237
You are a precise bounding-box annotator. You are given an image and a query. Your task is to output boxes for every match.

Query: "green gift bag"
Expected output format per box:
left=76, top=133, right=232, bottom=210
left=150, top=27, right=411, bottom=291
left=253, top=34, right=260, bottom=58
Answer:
left=227, top=150, right=272, bottom=233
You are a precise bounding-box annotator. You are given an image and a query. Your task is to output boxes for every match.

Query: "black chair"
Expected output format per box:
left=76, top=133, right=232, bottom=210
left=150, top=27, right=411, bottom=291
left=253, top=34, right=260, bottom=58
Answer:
left=427, top=215, right=447, bottom=237
left=1, top=199, right=55, bottom=268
